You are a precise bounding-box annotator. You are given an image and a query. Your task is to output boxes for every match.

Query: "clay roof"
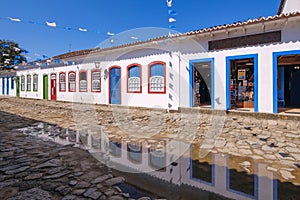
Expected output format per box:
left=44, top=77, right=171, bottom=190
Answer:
left=278, top=0, right=286, bottom=15
left=52, top=11, right=300, bottom=60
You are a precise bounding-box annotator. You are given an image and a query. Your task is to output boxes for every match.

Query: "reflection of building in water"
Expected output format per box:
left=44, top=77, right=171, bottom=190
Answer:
left=40, top=128, right=299, bottom=200
left=127, top=142, right=142, bottom=163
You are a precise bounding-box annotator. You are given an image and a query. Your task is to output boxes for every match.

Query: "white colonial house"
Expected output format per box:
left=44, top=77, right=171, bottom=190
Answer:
left=2, top=0, right=300, bottom=114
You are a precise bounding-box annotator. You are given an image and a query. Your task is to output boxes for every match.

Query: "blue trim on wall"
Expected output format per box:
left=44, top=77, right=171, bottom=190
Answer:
left=189, top=58, right=215, bottom=109
left=272, top=50, right=300, bottom=113
left=2, top=78, right=4, bottom=95
left=189, top=62, right=194, bottom=107
left=226, top=54, right=258, bottom=112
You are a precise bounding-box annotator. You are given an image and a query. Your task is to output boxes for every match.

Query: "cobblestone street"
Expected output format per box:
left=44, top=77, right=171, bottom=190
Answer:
left=0, top=97, right=300, bottom=199
left=0, top=110, right=152, bottom=200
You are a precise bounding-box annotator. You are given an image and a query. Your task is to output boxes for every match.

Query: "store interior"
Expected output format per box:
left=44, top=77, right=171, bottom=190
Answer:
left=193, top=62, right=211, bottom=107
left=230, top=58, right=255, bottom=110
left=277, top=54, right=300, bottom=113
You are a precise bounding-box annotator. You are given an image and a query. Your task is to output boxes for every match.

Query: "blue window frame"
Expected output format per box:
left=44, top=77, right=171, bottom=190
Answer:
left=11, top=77, right=14, bottom=90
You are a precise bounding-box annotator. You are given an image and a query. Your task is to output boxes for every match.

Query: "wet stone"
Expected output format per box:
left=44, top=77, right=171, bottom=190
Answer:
left=91, top=174, right=113, bottom=184
left=62, top=195, right=77, bottom=200
left=69, top=180, right=78, bottom=186
left=34, top=159, right=62, bottom=169
left=5, top=166, right=30, bottom=175
left=24, top=173, right=43, bottom=180
left=47, top=166, right=66, bottom=175
left=84, top=188, right=102, bottom=200
left=105, top=177, right=125, bottom=186
left=109, top=195, right=125, bottom=200
left=7, top=187, right=53, bottom=200
left=58, top=151, right=74, bottom=156
left=74, top=181, right=90, bottom=189
left=43, top=170, right=70, bottom=179
left=0, top=179, right=19, bottom=189
left=0, top=164, right=22, bottom=172
left=41, top=182, right=63, bottom=191
left=72, top=189, right=86, bottom=195
left=55, top=185, right=72, bottom=196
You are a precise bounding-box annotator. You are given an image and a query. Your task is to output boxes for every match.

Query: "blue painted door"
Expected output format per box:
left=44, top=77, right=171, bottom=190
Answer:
left=109, top=68, right=121, bottom=104
left=2, top=78, right=4, bottom=95
left=6, top=77, right=9, bottom=95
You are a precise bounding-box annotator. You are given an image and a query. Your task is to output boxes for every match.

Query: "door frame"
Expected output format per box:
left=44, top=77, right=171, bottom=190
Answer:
left=273, top=50, right=300, bottom=113
left=226, top=54, right=258, bottom=112
left=189, top=58, right=215, bottom=109
left=16, top=76, right=20, bottom=97
left=43, top=74, right=49, bottom=100
left=108, top=66, right=122, bottom=105
left=50, top=73, right=57, bottom=101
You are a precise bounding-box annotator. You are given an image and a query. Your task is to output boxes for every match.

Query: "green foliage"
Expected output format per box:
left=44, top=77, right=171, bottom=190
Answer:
left=0, top=39, right=27, bottom=70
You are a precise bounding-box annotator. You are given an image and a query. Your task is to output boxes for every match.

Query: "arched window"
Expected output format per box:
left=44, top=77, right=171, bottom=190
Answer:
left=59, top=72, right=66, bottom=92
left=21, top=75, right=25, bottom=91
left=91, top=69, right=101, bottom=92
left=127, top=64, right=142, bottom=93
left=79, top=70, right=87, bottom=92
left=148, top=62, right=166, bottom=94
left=26, top=75, right=31, bottom=91
left=68, top=71, right=76, bottom=92
left=33, top=74, right=38, bottom=92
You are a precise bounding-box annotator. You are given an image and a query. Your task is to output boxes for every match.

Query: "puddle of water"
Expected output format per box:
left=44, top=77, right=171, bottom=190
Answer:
left=18, top=122, right=300, bottom=200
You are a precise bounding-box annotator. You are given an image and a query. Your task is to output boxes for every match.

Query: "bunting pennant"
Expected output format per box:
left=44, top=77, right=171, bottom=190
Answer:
left=8, top=17, right=21, bottom=22
left=169, top=18, right=176, bottom=23
left=169, top=25, right=176, bottom=29
left=107, top=32, right=115, bottom=36
left=2, top=53, right=9, bottom=56
left=29, top=62, right=34, bottom=66
left=14, top=60, right=19, bottom=65
left=42, top=55, right=48, bottom=58
left=131, top=36, right=138, bottom=40
left=166, top=0, right=173, bottom=7
left=168, top=9, right=177, bottom=16
left=14, top=47, right=21, bottom=51
left=55, top=59, right=60, bottom=64
left=24, top=50, right=29, bottom=53
left=15, top=55, right=21, bottom=59
left=46, top=21, right=57, bottom=27
left=79, top=28, right=87, bottom=32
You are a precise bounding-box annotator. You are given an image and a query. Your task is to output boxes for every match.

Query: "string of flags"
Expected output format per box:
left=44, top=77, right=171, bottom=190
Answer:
left=167, top=0, right=177, bottom=30
left=0, top=16, right=118, bottom=37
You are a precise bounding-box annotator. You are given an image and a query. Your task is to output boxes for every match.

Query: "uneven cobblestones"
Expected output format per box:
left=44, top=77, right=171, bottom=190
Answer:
left=0, top=107, right=152, bottom=199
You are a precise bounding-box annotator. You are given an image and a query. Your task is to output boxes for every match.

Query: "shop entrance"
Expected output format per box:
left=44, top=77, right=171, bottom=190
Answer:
left=277, top=54, right=300, bottom=111
left=191, top=61, right=212, bottom=107
left=229, top=58, right=255, bottom=111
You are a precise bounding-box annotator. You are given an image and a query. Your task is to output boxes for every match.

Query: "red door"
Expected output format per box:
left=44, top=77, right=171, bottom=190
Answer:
left=51, top=74, right=57, bottom=100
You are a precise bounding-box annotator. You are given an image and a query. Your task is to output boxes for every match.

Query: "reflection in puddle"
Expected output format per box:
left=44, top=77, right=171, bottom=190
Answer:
left=17, top=122, right=300, bottom=200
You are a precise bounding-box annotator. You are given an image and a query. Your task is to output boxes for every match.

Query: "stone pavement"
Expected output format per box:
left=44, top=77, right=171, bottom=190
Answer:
left=0, top=111, right=153, bottom=200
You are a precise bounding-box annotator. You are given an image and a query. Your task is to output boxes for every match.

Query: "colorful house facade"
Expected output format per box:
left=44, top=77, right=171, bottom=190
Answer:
left=3, top=0, right=300, bottom=114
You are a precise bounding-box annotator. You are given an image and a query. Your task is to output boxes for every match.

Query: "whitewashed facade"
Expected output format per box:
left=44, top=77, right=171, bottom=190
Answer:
left=4, top=0, right=300, bottom=114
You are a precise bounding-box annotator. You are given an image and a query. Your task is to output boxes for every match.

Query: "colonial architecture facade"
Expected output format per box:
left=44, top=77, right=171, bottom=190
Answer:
left=1, top=0, right=300, bottom=114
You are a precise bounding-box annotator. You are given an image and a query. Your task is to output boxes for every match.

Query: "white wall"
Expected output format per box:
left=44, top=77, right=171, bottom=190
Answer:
left=282, top=0, right=300, bottom=13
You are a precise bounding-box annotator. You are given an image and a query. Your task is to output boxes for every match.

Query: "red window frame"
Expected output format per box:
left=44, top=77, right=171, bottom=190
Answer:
left=127, top=63, right=142, bottom=93
left=148, top=61, right=166, bottom=94
left=79, top=70, right=87, bottom=92
left=68, top=71, right=76, bottom=92
left=59, top=72, right=66, bottom=92
left=91, top=69, right=101, bottom=92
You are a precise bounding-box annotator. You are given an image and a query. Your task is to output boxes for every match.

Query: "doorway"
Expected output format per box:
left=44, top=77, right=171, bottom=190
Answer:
left=109, top=67, right=121, bottom=105
left=50, top=73, right=57, bottom=101
left=43, top=75, right=48, bottom=100
left=16, top=76, right=20, bottom=97
left=277, top=54, right=300, bottom=110
left=6, top=77, right=9, bottom=95
left=226, top=54, right=258, bottom=112
left=2, top=78, right=4, bottom=95
left=190, top=59, right=213, bottom=108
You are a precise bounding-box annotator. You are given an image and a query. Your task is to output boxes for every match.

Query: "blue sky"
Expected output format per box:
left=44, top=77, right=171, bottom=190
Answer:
left=0, top=0, right=281, bottom=61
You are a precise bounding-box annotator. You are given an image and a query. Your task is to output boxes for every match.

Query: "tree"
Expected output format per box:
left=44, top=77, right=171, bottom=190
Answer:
left=0, top=40, right=27, bottom=70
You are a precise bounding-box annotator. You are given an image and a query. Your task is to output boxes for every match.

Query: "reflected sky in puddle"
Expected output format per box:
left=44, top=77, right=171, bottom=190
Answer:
left=17, top=122, right=300, bottom=200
